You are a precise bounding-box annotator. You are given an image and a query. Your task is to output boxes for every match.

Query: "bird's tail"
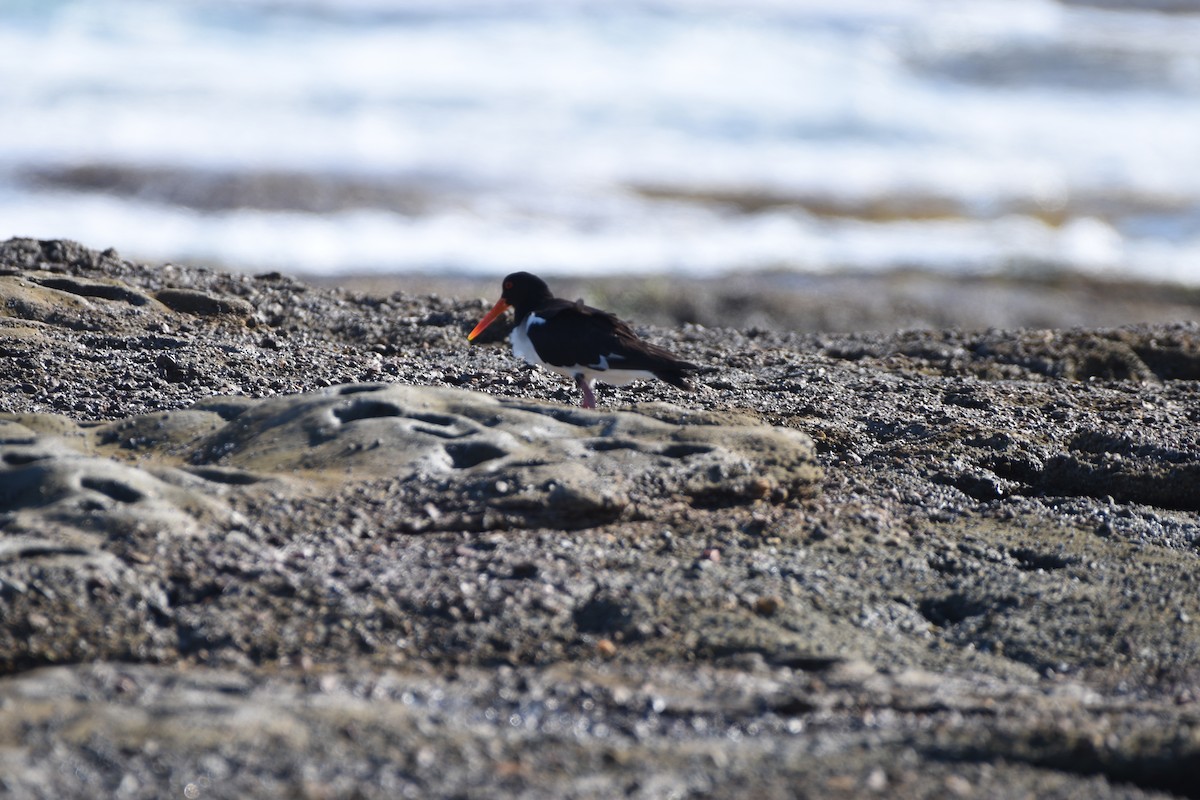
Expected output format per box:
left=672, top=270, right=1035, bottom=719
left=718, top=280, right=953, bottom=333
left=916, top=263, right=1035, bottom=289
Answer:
left=654, top=364, right=702, bottom=389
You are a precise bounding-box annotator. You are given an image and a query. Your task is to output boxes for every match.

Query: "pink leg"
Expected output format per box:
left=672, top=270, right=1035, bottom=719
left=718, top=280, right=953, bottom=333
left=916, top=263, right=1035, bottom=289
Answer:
left=575, top=375, right=596, bottom=409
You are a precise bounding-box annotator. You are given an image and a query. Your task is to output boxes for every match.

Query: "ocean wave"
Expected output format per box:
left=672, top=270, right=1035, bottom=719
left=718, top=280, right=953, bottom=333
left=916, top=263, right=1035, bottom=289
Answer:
left=1, top=0, right=1197, bottom=281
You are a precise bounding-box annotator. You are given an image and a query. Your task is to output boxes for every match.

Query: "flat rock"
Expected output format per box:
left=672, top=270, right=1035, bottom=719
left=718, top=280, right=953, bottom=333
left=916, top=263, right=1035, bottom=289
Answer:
left=155, top=287, right=254, bottom=318
left=1, top=420, right=236, bottom=538
left=4, top=382, right=820, bottom=535
left=184, top=382, right=820, bottom=513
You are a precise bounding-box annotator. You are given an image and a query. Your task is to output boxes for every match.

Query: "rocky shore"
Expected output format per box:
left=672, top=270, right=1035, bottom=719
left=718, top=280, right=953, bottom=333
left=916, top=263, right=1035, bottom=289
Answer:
left=2, top=237, right=1199, bottom=799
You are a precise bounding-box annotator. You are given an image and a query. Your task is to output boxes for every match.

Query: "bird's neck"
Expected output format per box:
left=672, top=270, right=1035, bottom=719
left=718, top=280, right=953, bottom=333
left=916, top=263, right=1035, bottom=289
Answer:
left=511, top=290, right=554, bottom=324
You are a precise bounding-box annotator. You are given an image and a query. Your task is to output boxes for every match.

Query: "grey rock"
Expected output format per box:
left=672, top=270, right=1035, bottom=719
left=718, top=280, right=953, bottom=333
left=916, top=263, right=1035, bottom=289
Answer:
left=0, top=418, right=239, bottom=539
left=155, top=287, right=254, bottom=318
left=182, top=382, right=819, bottom=511
left=5, top=382, right=820, bottom=536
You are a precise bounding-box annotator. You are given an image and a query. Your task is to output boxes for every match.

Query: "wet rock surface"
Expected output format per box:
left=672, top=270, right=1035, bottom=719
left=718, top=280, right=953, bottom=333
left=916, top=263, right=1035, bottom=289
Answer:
left=2, top=237, right=1199, bottom=799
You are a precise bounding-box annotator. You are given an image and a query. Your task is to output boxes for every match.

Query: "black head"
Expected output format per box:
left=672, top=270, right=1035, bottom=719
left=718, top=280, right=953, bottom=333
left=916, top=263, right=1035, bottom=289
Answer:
left=468, top=271, right=557, bottom=341
left=498, top=271, right=554, bottom=317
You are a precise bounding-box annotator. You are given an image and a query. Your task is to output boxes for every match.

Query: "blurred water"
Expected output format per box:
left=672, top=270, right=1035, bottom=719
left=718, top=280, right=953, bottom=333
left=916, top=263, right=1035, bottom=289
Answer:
left=1, top=0, right=1198, bottom=281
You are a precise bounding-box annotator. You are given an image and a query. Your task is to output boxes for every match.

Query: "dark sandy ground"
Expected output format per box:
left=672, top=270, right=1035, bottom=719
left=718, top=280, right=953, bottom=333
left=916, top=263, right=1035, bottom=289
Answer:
left=2, top=238, right=1200, bottom=799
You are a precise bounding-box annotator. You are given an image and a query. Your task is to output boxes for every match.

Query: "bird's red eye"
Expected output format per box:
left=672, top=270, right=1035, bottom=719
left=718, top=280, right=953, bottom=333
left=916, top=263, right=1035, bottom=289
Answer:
left=503, top=281, right=512, bottom=289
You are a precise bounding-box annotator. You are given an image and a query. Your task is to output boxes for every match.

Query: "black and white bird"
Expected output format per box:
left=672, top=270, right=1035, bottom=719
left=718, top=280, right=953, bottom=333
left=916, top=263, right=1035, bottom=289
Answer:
left=467, top=272, right=700, bottom=409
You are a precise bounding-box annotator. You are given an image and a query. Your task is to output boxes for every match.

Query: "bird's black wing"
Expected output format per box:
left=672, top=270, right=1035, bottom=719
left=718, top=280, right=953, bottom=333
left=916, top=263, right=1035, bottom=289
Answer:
left=528, top=300, right=699, bottom=385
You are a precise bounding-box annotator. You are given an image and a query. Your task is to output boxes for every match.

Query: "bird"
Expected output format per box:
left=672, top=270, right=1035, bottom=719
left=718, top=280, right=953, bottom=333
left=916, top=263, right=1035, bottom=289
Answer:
left=467, top=272, right=700, bottom=409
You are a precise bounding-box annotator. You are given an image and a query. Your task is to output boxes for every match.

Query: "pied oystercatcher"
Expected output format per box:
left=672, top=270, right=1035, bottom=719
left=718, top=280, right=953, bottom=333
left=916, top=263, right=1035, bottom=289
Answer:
left=467, top=272, right=701, bottom=409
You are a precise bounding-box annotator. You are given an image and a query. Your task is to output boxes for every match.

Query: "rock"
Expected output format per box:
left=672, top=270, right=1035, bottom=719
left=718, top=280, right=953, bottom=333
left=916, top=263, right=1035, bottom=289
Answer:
left=0, top=420, right=236, bottom=539
left=753, top=595, right=783, bottom=616
left=3, top=382, right=821, bottom=536
left=155, top=287, right=254, bottom=318
left=1, top=274, right=93, bottom=325
left=31, top=274, right=154, bottom=307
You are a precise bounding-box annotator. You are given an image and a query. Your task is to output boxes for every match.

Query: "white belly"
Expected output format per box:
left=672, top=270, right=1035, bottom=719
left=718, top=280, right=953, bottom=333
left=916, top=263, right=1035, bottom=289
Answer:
left=509, top=317, right=544, bottom=367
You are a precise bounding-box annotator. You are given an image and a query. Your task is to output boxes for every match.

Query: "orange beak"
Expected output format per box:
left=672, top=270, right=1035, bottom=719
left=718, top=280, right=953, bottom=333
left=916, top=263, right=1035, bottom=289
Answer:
left=467, top=298, right=510, bottom=341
